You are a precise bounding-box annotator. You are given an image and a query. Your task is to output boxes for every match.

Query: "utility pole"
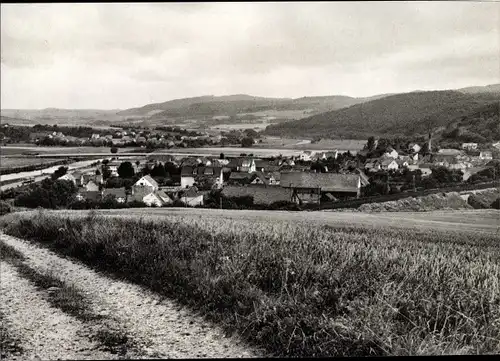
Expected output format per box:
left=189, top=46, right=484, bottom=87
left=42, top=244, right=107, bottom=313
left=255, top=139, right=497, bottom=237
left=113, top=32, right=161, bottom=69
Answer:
left=412, top=174, right=416, bottom=192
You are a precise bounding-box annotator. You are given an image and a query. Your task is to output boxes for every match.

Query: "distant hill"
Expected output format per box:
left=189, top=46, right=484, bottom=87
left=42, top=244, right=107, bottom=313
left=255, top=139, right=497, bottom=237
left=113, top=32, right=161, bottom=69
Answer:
left=117, top=93, right=397, bottom=119
left=263, top=90, right=500, bottom=139
left=457, top=83, right=500, bottom=95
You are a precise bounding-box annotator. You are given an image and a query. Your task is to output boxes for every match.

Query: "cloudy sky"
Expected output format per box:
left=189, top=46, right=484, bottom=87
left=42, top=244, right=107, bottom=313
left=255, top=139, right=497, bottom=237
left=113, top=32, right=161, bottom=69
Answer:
left=1, top=2, right=499, bottom=109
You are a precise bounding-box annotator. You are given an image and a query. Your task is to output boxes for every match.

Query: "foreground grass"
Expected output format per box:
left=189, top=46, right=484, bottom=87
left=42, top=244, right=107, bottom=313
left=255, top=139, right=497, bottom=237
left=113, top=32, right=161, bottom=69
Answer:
left=1, top=211, right=499, bottom=356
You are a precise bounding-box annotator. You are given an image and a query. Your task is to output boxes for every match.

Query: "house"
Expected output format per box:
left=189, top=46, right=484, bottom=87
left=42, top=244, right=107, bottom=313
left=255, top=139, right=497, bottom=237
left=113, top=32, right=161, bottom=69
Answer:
left=81, top=174, right=103, bottom=186
left=298, top=151, right=314, bottom=162
left=462, top=143, right=478, bottom=150
left=493, top=142, right=500, bottom=150
left=85, top=180, right=100, bottom=192
left=395, top=159, right=409, bottom=168
left=228, top=172, right=256, bottom=185
left=180, top=187, right=204, bottom=207
left=239, top=158, right=256, bottom=173
left=134, top=175, right=159, bottom=192
left=156, top=190, right=174, bottom=205
left=408, top=143, right=421, bottom=153
left=226, top=158, right=256, bottom=173
left=354, top=169, right=370, bottom=187
left=383, top=147, right=399, bottom=159
left=418, top=163, right=433, bottom=177
left=267, top=171, right=281, bottom=185
left=437, top=148, right=463, bottom=156
left=280, top=172, right=362, bottom=203
left=221, top=185, right=292, bottom=205
left=249, top=171, right=268, bottom=186
left=75, top=190, right=102, bottom=202
left=447, top=162, right=467, bottom=171
left=102, top=188, right=127, bottom=203
left=479, top=151, right=493, bottom=160
left=58, top=173, right=77, bottom=185
left=142, top=192, right=165, bottom=207
left=365, top=160, right=381, bottom=173
left=279, top=158, right=296, bottom=167
left=180, top=166, right=224, bottom=189
left=181, top=166, right=196, bottom=188
left=380, top=158, right=399, bottom=170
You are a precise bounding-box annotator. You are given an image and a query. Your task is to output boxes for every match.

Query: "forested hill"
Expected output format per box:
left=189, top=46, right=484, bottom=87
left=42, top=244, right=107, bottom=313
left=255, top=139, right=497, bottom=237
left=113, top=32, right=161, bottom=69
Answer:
left=263, top=90, right=500, bottom=139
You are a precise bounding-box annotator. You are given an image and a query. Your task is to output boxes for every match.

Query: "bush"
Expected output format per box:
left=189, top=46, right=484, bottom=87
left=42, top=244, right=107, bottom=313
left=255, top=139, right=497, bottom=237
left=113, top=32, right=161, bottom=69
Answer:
left=491, top=197, right=500, bottom=209
left=14, top=179, right=77, bottom=209
left=0, top=201, right=12, bottom=216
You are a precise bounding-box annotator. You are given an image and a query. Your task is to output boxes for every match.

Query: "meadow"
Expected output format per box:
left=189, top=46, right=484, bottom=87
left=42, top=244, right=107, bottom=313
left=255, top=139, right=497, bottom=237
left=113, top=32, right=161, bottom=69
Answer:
left=1, top=209, right=499, bottom=356
left=0, top=157, right=66, bottom=171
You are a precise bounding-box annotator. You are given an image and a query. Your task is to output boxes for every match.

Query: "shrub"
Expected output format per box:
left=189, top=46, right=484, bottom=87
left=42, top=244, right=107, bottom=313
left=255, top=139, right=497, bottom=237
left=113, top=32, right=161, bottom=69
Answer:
left=0, top=201, right=12, bottom=216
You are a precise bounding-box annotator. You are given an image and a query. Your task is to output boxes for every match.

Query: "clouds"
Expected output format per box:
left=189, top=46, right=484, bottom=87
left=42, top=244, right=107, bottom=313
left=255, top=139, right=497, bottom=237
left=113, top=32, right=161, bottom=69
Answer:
left=1, top=2, right=499, bottom=109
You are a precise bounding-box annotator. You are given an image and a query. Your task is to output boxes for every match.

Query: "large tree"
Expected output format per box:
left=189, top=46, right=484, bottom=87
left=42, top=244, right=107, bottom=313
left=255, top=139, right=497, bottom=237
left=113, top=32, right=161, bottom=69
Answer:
left=241, top=137, right=254, bottom=148
left=118, top=161, right=135, bottom=178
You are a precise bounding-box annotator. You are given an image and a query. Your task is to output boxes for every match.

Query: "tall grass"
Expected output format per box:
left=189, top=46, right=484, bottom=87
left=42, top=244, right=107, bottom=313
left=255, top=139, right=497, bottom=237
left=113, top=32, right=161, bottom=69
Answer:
left=1, top=211, right=499, bottom=356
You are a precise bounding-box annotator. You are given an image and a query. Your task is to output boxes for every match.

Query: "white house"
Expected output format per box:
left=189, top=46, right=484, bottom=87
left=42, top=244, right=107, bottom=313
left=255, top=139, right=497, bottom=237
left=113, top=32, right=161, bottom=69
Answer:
left=299, top=151, right=314, bottom=162
left=493, top=142, right=500, bottom=150
left=380, top=159, right=399, bottom=170
left=383, top=148, right=399, bottom=159
left=408, top=143, right=421, bottom=153
left=134, top=175, right=159, bottom=192
left=142, top=192, right=165, bottom=207
left=479, top=151, right=493, bottom=160
left=180, top=188, right=204, bottom=207
left=58, top=173, right=77, bottom=185
left=462, top=143, right=478, bottom=150
left=85, top=180, right=99, bottom=192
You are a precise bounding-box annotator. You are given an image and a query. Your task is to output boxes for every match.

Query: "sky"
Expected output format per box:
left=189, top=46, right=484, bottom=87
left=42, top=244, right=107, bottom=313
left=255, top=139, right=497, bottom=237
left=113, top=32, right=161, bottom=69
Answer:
left=1, top=2, right=499, bottom=109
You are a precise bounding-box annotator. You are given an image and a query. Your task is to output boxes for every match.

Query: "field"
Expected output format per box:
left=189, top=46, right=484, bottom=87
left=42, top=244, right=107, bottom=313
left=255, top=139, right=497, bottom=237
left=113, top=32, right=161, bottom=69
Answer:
left=0, top=146, right=136, bottom=156
left=0, top=157, right=65, bottom=170
left=1, top=208, right=499, bottom=357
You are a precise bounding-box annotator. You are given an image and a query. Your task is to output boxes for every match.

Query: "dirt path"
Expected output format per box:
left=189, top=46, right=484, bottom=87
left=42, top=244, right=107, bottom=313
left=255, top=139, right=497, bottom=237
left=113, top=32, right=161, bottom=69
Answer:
left=0, top=261, right=117, bottom=360
left=1, top=234, right=261, bottom=359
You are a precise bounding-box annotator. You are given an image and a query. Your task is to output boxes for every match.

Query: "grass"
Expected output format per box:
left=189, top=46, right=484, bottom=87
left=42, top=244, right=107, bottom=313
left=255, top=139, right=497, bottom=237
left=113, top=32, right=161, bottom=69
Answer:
left=1, top=210, right=499, bottom=356
left=0, top=310, right=24, bottom=359
left=0, top=157, right=66, bottom=170
left=0, top=239, right=142, bottom=356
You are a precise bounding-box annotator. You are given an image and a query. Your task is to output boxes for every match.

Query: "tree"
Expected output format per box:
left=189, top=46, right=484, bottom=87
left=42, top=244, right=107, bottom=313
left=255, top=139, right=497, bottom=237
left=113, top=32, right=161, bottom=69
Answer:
left=51, top=166, right=68, bottom=180
left=151, top=163, right=168, bottom=178
left=110, top=146, right=118, bottom=154
left=101, top=165, right=112, bottom=180
left=241, top=137, right=254, bottom=148
left=220, top=153, right=225, bottom=159
left=366, top=136, right=376, bottom=151
left=117, top=162, right=135, bottom=178
left=244, top=129, right=259, bottom=138
left=95, top=169, right=101, bottom=176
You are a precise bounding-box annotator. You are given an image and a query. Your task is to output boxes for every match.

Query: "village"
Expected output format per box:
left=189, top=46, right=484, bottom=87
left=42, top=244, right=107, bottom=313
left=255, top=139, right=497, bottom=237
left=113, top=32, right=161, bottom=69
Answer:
left=48, top=136, right=499, bottom=209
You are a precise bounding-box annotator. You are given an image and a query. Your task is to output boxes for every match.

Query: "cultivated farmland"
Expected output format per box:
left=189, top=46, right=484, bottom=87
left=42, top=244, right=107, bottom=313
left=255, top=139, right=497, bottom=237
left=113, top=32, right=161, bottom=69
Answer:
left=0, top=209, right=499, bottom=357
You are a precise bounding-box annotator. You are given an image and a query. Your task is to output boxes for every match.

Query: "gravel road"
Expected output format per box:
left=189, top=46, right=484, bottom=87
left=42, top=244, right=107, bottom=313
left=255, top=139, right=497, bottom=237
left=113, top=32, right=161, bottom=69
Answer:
left=0, top=233, right=261, bottom=359
left=0, top=261, right=117, bottom=360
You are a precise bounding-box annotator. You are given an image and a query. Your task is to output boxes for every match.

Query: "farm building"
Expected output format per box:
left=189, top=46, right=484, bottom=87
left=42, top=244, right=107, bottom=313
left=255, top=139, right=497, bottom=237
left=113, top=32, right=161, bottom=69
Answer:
left=280, top=172, right=362, bottom=203
left=102, top=188, right=127, bottom=203
left=180, top=187, right=204, bottom=207
left=221, top=185, right=292, bottom=205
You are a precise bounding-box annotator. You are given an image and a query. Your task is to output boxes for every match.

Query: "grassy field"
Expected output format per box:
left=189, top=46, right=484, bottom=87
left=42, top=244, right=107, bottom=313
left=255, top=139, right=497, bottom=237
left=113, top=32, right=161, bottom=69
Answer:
left=0, top=157, right=65, bottom=170
left=62, top=208, right=499, bottom=235
left=1, top=209, right=499, bottom=356
left=0, top=146, right=144, bottom=156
